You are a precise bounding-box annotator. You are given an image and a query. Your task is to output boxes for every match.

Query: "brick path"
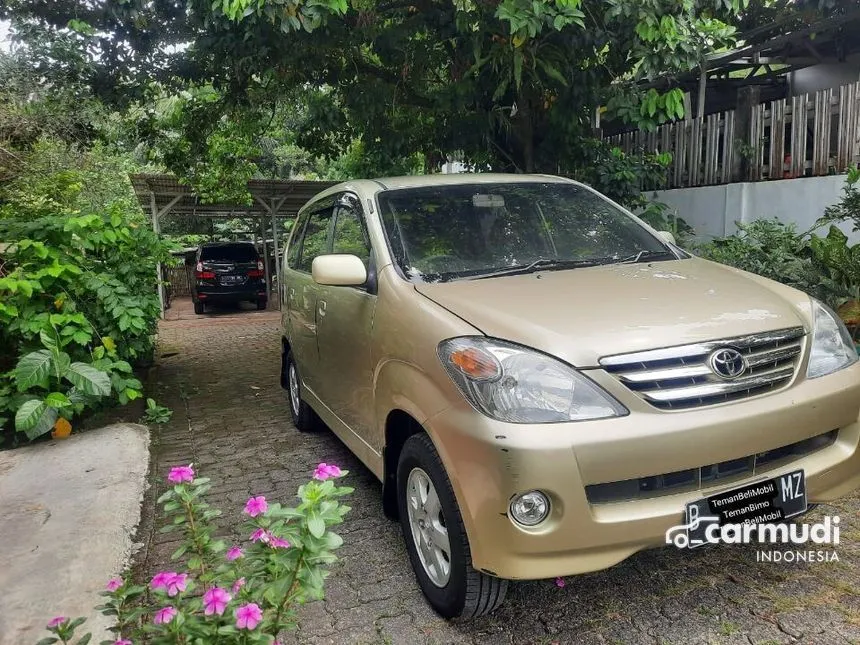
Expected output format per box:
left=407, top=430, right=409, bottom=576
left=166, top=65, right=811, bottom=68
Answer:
left=138, top=298, right=860, bottom=644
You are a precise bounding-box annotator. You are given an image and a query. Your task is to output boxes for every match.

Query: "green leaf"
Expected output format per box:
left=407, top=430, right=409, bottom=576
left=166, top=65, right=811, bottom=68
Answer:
left=513, top=49, right=524, bottom=89
left=65, top=363, right=112, bottom=397
left=45, top=392, right=72, bottom=408
left=35, top=638, right=58, bottom=645
left=15, top=400, right=58, bottom=439
left=14, top=350, right=53, bottom=390
left=307, top=513, right=325, bottom=538
left=55, top=352, right=71, bottom=378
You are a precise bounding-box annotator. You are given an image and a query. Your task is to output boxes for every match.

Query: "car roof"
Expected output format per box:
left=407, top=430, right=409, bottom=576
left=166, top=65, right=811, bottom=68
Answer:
left=201, top=241, right=255, bottom=247
left=302, top=173, right=579, bottom=212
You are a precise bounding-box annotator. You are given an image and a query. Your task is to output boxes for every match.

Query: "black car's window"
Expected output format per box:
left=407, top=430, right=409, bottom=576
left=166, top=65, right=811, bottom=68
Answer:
left=200, top=244, right=258, bottom=263
left=376, top=182, right=674, bottom=282
left=331, top=201, right=371, bottom=266
left=286, top=209, right=311, bottom=269
left=297, top=207, right=334, bottom=273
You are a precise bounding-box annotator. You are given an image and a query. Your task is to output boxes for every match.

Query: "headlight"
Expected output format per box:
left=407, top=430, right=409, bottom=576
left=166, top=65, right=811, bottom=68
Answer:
left=437, top=337, right=628, bottom=423
left=806, top=299, right=858, bottom=379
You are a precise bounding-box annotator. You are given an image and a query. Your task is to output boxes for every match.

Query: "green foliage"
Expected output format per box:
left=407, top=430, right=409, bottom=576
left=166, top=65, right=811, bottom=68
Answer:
left=0, top=138, right=164, bottom=445
left=696, top=219, right=826, bottom=294
left=38, top=463, right=352, bottom=644
left=141, top=398, right=173, bottom=425
left=819, top=165, right=860, bottom=232
left=569, top=140, right=672, bottom=209
left=9, top=331, right=128, bottom=440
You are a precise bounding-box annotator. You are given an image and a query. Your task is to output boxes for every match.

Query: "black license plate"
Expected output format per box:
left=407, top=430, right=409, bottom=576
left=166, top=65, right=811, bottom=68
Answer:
left=220, top=275, right=244, bottom=285
left=682, top=469, right=807, bottom=548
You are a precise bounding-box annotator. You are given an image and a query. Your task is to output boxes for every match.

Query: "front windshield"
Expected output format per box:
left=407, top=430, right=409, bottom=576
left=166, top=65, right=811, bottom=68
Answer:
left=377, top=182, right=677, bottom=283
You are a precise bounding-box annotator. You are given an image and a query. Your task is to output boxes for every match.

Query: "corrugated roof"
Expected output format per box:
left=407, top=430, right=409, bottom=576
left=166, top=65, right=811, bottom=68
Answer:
left=130, top=174, right=339, bottom=219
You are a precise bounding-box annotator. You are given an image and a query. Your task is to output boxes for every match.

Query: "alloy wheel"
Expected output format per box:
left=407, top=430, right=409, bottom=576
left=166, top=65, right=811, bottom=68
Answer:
left=288, top=362, right=300, bottom=416
left=406, top=467, right=451, bottom=587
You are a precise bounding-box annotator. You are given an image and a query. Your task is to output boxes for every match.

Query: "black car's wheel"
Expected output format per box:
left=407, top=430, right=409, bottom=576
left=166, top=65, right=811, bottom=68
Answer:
left=397, top=433, right=508, bottom=619
left=284, top=349, right=318, bottom=432
left=193, top=301, right=204, bottom=315
left=256, top=299, right=267, bottom=311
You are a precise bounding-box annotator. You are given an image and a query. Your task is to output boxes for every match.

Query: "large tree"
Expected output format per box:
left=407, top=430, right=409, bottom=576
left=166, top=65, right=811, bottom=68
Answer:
left=10, top=0, right=829, bottom=184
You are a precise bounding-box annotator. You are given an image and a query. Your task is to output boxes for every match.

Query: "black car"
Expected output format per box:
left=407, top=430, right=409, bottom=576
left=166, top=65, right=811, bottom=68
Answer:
left=192, top=242, right=267, bottom=314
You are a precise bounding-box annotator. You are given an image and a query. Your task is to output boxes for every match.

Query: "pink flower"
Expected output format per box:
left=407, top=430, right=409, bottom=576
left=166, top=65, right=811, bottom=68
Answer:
left=244, top=496, right=268, bottom=517
left=167, top=464, right=194, bottom=484
left=203, top=587, right=232, bottom=616
left=250, top=528, right=270, bottom=543
left=232, top=577, right=246, bottom=594
left=106, top=578, right=123, bottom=592
left=226, top=545, right=243, bottom=561
left=165, top=572, right=188, bottom=597
left=114, top=640, right=132, bottom=645
left=555, top=577, right=566, bottom=588
left=150, top=571, right=174, bottom=591
left=269, top=536, right=291, bottom=549
left=47, top=617, right=66, bottom=628
left=235, top=602, right=263, bottom=630
left=313, top=462, right=342, bottom=480
left=153, top=606, right=177, bottom=625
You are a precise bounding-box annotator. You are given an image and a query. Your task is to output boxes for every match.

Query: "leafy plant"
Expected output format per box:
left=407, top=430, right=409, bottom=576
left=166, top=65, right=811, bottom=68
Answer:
left=35, top=462, right=352, bottom=645
left=0, top=140, right=163, bottom=445
left=10, top=329, right=138, bottom=440
left=141, top=398, right=173, bottom=425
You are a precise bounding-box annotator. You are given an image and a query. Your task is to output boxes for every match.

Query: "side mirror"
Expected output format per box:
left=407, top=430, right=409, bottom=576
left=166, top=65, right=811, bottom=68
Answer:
left=312, top=254, right=368, bottom=287
left=657, top=230, right=677, bottom=246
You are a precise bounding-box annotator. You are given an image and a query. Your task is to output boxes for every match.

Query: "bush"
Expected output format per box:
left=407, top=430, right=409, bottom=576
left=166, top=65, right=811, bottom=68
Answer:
left=0, top=140, right=170, bottom=445
left=35, top=462, right=352, bottom=645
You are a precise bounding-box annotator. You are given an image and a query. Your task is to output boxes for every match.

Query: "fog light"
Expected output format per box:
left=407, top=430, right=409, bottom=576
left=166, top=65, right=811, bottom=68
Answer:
left=509, top=490, right=550, bottom=526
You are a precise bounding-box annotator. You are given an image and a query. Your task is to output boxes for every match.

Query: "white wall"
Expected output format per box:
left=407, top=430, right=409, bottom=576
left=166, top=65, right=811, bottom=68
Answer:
left=645, top=174, right=856, bottom=242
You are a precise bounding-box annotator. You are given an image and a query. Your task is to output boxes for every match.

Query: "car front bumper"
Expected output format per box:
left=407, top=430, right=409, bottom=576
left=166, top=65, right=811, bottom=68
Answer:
left=425, top=361, right=860, bottom=580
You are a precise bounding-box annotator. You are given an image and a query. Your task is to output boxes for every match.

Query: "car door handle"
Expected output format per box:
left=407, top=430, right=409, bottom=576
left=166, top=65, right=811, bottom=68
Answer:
left=318, top=300, right=327, bottom=317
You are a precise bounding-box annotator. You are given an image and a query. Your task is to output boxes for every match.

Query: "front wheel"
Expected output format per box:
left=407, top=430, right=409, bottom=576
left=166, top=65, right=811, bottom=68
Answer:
left=397, top=433, right=508, bottom=619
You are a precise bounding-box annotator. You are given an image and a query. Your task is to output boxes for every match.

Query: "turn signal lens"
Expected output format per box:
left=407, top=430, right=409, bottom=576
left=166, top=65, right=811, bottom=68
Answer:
left=449, top=347, right=501, bottom=380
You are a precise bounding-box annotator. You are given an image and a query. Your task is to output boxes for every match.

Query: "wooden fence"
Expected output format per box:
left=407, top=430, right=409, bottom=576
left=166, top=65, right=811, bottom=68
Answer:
left=604, top=81, right=860, bottom=190
left=165, top=265, right=194, bottom=298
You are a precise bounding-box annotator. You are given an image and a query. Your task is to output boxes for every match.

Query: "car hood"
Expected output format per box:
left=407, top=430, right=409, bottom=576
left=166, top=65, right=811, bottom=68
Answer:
left=414, top=258, right=810, bottom=367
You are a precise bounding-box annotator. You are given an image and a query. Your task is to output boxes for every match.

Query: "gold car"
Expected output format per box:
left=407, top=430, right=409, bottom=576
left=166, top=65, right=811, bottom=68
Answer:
left=279, top=174, right=860, bottom=618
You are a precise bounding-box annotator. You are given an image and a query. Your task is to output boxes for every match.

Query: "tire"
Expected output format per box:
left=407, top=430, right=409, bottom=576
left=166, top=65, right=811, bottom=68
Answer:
left=284, top=349, right=318, bottom=432
left=397, top=433, right=508, bottom=619
left=194, top=301, right=204, bottom=315
left=256, top=299, right=267, bottom=311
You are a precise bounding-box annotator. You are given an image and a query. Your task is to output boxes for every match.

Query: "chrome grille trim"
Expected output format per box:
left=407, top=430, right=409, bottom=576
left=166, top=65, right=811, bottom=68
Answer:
left=600, top=327, right=805, bottom=410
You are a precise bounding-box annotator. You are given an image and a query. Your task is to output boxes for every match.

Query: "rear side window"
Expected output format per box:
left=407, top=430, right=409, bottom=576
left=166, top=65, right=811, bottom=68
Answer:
left=286, top=210, right=311, bottom=269
left=297, top=208, right=333, bottom=273
left=200, top=244, right=258, bottom=262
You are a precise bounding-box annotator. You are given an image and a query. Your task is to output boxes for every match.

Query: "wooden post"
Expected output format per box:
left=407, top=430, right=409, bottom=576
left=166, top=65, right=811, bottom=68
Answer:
left=732, top=85, right=761, bottom=182
left=697, top=62, right=708, bottom=120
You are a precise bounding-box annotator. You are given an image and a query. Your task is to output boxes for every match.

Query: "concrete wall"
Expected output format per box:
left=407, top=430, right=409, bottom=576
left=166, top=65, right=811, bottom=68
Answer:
left=645, top=174, right=855, bottom=242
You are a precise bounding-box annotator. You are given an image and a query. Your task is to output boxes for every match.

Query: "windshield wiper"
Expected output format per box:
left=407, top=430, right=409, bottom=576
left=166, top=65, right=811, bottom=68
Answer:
left=616, top=250, right=678, bottom=264
left=472, top=258, right=603, bottom=280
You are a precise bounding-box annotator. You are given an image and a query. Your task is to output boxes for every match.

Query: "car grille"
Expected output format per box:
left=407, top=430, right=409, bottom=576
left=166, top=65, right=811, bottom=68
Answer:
left=599, top=327, right=806, bottom=410
left=585, top=429, right=837, bottom=504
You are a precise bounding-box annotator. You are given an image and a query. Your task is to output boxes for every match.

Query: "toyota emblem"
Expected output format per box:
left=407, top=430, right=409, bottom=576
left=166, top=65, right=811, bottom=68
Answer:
left=708, top=348, right=747, bottom=379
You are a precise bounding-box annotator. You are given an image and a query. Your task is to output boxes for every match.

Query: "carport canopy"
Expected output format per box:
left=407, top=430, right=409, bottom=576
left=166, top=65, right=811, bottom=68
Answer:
left=130, top=173, right=338, bottom=316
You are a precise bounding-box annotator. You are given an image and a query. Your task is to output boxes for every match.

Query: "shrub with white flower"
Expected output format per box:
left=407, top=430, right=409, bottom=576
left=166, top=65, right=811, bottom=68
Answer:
left=36, top=462, right=352, bottom=644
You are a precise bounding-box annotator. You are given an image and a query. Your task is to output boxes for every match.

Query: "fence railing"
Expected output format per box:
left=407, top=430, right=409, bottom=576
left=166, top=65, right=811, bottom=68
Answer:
left=165, top=265, right=193, bottom=298
left=604, top=81, right=860, bottom=190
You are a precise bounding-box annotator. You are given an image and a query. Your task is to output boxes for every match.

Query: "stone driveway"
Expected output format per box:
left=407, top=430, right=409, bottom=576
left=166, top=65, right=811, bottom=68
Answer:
left=137, top=298, right=860, bottom=645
